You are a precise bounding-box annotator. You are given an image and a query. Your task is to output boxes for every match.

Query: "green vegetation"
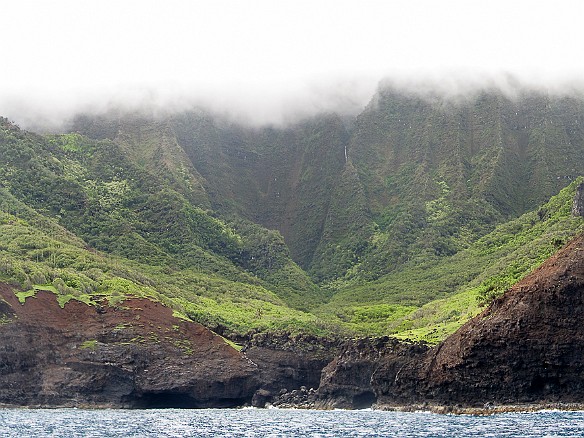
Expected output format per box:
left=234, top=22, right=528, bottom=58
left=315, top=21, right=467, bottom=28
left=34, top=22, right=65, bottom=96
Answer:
left=79, top=339, right=98, bottom=350
left=15, top=289, right=37, bottom=304
left=318, top=179, right=584, bottom=342
left=0, top=315, right=11, bottom=325
left=172, top=339, right=193, bottom=355
left=1, top=88, right=584, bottom=346
left=222, top=337, right=244, bottom=351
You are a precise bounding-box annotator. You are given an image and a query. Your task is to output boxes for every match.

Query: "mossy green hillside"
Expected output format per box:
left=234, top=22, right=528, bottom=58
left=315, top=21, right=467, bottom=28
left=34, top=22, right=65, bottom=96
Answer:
left=319, top=179, right=584, bottom=342
left=0, top=119, right=321, bottom=313
left=0, top=190, right=328, bottom=336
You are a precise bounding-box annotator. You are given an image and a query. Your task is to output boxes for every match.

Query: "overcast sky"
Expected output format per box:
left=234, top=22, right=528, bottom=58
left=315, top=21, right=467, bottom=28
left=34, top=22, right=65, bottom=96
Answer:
left=2, top=0, right=584, bottom=126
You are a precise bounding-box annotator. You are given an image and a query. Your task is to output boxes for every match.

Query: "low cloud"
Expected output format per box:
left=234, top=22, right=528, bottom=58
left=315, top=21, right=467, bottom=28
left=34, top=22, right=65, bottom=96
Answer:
left=0, top=74, right=384, bottom=130
left=4, top=71, right=584, bottom=133
left=2, top=0, right=584, bottom=130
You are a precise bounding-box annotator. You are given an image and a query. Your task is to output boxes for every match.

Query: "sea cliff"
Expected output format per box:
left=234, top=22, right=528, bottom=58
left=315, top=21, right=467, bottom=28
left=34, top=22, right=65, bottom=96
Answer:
left=1, top=232, right=584, bottom=410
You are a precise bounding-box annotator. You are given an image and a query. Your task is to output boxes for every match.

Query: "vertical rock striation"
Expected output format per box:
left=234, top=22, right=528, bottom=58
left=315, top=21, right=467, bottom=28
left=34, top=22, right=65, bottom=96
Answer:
left=314, top=337, right=428, bottom=409
left=573, top=182, right=584, bottom=217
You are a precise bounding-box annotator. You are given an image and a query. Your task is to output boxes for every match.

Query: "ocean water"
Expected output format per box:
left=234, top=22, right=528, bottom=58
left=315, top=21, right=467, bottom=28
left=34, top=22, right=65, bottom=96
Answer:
left=1, top=408, right=583, bottom=437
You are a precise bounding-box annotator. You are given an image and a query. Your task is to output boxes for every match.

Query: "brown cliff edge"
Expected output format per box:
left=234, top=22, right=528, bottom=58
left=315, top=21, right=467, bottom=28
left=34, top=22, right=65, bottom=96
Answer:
left=0, top=286, right=258, bottom=408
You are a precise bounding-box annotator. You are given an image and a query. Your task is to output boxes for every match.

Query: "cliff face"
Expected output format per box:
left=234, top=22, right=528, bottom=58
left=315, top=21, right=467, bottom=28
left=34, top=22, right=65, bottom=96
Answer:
left=372, top=233, right=584, bottom=408
left=240, top=332, right=340, bottom=407
left=314, top=337, right=428, bottom=409
left=0, top=286, right=259, bottom=408
left=573, top=182, right=584, bottom=217
left=0, top=284, right=342, bottom=409
left=71, top=89, right=584, bottom=281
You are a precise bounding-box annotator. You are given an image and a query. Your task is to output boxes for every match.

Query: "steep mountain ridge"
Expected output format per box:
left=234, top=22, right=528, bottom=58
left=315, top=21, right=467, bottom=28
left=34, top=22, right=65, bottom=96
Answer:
left=0, top=118, right=327, bottom=335
left=71, top=87, right=584, bottom=283
left=348, top=88, right=584, bottom=281
left=73, top=112, right=350, bottom=270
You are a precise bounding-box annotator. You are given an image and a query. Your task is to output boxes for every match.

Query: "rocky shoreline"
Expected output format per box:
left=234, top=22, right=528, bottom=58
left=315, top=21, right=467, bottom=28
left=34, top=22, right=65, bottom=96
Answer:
left=374, top=402, right=584, bottom=415
left=1, top=232, right=584, bottom=411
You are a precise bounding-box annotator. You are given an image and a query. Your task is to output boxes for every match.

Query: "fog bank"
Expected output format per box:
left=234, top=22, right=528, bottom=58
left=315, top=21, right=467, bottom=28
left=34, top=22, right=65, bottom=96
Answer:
left=2, top=0, right=584, bottom=129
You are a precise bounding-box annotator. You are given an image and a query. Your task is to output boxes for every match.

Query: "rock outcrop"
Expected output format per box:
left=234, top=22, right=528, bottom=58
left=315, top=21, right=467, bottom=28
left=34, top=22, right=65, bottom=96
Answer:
left=0, top=286, right=344, bottom=409
left=240, top=332, right=340, bottom=407
left=0, top=286, right=258, bottom=408
left=315, top=337, right=428, bottom=409
left=573, top=182, right=584, bottom=217
left=372, top=233, right=584, bottom=409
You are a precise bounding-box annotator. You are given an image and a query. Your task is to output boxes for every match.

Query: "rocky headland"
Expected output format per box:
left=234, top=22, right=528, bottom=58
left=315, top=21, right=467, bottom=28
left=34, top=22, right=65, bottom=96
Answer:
left=371, top=231, right=584, bottom=411
left=0, top=285, right=258, bottom=408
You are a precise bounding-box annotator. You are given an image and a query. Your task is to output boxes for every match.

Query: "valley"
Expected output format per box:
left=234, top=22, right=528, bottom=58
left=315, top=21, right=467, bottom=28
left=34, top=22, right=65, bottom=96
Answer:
left=1, top=84, right=584, bottom=409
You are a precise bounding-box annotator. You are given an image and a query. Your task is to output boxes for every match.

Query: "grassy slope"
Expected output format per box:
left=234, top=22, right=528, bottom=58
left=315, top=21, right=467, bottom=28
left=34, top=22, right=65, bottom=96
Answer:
left=0, top=188, right=332, bottom=336
left=318, top=179, right=584, bottom=342
left=0, top=118, right=330, bottom=335
left=3, top=178, right=581, bottom=341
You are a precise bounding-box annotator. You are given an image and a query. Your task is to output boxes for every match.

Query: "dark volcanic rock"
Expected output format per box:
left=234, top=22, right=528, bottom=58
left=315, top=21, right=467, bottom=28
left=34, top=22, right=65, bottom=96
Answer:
left=0, top=286, right=259, bottom=408
left=241, top=332, right=340, bottom=407
left=270, top=385, right=318, bottom=408
left=373, top=233, right=584, bottom=408
left=315, top=337, right=428, bottom=409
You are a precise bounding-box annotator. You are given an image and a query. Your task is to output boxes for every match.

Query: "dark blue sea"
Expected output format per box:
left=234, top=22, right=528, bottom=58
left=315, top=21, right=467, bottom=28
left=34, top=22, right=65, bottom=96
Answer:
left=1, top=408, right=583, bottom=437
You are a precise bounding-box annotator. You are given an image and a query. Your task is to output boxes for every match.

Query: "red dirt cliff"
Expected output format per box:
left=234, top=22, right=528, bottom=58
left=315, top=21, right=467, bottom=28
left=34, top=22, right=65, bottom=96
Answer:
left=0, top=287, right=258, bottom=408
